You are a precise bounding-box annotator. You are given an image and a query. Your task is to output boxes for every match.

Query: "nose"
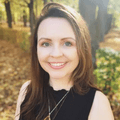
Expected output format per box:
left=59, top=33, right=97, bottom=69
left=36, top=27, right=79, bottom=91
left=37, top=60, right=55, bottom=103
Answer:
left=49, top=46, right=63, bottom=57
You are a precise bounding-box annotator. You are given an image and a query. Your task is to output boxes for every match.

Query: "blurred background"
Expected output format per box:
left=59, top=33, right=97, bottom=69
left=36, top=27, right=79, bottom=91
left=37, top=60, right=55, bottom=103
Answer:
left=0, top=0, right=120, bottom=120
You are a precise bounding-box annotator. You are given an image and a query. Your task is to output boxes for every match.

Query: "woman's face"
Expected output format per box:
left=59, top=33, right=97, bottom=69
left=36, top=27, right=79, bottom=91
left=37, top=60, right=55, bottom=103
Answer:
left=37, top=17, right=79, bottom=80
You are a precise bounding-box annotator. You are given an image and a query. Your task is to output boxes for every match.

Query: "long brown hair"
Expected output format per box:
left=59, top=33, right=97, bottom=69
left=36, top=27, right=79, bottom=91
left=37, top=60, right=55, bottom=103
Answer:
left=19, top=2, right=97, bottom=120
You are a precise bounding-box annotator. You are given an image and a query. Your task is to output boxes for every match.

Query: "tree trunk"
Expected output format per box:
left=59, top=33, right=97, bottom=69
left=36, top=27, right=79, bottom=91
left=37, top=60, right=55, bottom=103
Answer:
left=4, top=0, right=12, bottom=28
left=43, top=0, right=47, bottom=5
left=33, top=12, right=36, bottom=25
left=23, top=10, right=27, bottom=27
left=79, top=0, right=109, bottom=69
left=79, top=0, right=98, bottom=68
left=96, top=0, right=109, bottom=42
left=28, top=0, right=34, bottom=35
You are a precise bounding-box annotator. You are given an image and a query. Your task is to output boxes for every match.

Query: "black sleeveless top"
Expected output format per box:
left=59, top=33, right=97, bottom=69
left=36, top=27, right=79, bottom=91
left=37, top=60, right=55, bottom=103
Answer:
left=48, top=87, right=96, bottom=120
left=20, top=87, right=97, bottom=120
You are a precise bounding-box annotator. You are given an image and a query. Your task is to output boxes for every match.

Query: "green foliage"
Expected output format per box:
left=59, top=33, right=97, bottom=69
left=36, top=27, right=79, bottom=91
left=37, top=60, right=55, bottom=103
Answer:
left=0, top=27, right=30, bottom=51
left=108, top=0, right=120, bottom=27
left=0, top=3, right=6, bottom=21
left=20, top=32, right=30, bottom=52
left=94, top=48, right=120, bottom=95
left=113, top=12, right=120, bottom=27
left=108, top=0, right=120, bottom=13
left=0, top=0, right=43, bottom=23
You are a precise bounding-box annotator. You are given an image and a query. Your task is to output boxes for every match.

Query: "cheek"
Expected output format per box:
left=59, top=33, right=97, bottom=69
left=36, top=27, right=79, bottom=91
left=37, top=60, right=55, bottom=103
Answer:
left=37, top=48, right=44, bottom=61
left=70, top=51, right=79, bottom=66
left=64, top=48, right=78, bottom=60
left=37, top=47, right=50, bottom=62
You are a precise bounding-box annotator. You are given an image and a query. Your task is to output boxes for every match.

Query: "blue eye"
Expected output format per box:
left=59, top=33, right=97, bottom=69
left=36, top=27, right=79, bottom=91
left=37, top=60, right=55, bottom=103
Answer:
left=64, top=42, right=72, bottom=46
left=42, top=42, right=50, bottom=47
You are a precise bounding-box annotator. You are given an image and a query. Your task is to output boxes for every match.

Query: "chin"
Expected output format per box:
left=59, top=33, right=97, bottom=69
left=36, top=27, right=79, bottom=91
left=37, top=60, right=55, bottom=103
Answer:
left=49, top=72, right=70, bottom=80
left=50, top=75, right=64, bottom=79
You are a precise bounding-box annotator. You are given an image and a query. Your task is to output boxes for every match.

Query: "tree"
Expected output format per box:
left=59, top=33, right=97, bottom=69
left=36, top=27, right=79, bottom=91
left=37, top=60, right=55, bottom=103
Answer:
left=9, top=0, right=34, bottom=34
left=108, top=0, right=120, bottom=27
left=43, top=0, right=47, bottom=5
left=23, top=10, right=27, bottom=27
left=0, top=3, right=6, bottom=22
left=28, top=0, right=34, bottom=34
left=79, top=0, right=110, bottom=68
left=4, top=0, right=12, bottom=28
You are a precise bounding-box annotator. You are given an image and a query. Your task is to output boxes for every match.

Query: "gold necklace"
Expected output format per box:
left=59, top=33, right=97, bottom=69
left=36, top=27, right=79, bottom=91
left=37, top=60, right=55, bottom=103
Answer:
left=44, top=90, right=70, bottom=120
left=44, top=115, right=51, bottom=120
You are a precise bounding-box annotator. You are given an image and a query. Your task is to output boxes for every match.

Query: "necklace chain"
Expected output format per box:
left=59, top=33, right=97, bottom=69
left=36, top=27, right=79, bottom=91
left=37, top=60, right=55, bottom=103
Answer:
left=44, top=89, right=70, bottom=120
left=49, top=90, right=69, bottom=115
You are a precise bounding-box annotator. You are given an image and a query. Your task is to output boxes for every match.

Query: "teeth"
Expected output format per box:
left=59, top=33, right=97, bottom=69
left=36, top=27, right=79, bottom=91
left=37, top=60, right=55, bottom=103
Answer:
left=50, top=63, right=65, bottom=66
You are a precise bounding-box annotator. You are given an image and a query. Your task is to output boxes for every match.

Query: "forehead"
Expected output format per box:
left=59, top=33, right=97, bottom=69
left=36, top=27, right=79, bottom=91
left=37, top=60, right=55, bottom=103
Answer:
left=37, top=17, right=75, bottom=40
left=38, top=17, right=71, bottom=29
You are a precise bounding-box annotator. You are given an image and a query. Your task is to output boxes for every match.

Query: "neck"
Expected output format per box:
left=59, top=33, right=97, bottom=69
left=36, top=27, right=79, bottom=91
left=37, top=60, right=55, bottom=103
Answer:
left=49, top=77, right=73, bottom=91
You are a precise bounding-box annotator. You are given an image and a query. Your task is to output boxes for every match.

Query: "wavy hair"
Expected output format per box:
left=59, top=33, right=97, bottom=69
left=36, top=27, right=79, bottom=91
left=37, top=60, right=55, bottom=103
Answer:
left=19, top=2, right=97, bottom=120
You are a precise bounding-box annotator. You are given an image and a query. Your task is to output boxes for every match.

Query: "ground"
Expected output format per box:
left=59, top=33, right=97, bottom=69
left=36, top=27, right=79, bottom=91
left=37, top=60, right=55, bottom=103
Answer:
left=0, top=40, right=30, bottom=119
left=0, top=28, right=120, bottom=120
left=100, top=28, right=120, bottom=51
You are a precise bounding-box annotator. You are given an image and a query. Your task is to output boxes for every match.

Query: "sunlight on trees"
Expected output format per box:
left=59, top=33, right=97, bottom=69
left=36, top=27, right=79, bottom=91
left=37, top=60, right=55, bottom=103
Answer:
left=108, top=0, right=120, bottom=27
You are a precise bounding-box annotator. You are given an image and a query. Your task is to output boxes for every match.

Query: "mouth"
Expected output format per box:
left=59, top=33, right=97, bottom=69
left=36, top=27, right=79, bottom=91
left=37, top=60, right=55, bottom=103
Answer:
left=48, top=62, right=67, bottom=69
left=50, top=62, right=65, bottom=66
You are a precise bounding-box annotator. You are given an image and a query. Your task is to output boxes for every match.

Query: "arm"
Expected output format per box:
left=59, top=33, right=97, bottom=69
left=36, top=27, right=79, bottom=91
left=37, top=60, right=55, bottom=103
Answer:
left=88, top=91, right=114, bottom=120
left=15, top=81, right=30, bottom=120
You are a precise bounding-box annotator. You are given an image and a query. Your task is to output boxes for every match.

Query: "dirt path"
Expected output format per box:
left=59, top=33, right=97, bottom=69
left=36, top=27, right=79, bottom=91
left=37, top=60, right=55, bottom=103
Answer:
left=100, top=28, right=120, bottom=51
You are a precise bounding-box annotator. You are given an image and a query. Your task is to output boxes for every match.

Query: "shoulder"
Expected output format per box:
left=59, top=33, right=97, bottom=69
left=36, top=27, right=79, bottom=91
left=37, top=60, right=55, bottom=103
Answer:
left=88, top=90, right=114, bottom=120
left=18, top=80, right=31, bottom=104
left=19, top=80, right=31, bottom=100
left=15, top=80, right=31, bottom=120
left=20, top=80, right=30, bottom=93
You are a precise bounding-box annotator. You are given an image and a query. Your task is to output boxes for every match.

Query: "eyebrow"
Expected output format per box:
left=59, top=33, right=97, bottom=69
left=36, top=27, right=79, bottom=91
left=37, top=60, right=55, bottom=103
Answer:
left=38, top=37, right=76, bottom=42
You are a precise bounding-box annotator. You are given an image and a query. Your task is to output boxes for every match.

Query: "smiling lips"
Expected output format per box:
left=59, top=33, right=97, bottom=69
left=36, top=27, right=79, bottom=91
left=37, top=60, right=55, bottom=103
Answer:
left=48, top=62, right=67, bottom=69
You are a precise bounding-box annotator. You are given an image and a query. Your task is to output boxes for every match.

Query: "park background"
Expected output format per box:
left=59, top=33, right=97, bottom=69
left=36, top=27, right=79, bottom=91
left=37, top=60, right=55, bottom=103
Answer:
left=0, top=0, right=120, bottom=119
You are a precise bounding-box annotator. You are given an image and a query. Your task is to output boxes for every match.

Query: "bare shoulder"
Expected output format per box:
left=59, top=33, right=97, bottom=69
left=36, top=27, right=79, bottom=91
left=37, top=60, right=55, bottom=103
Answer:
left=88, top=90, right=114, bottom=120
left=15, top=80, right=31, bottom=120
left=18, top=80, right=31, bottom=103
left=20, top=80, right=31, bottom=93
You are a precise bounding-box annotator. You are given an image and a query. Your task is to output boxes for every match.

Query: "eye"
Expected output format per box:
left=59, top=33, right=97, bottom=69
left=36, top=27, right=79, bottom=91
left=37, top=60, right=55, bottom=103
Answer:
left=41, top=42, right=50, bottom=47
left=64, top=42, right=72, bottom=46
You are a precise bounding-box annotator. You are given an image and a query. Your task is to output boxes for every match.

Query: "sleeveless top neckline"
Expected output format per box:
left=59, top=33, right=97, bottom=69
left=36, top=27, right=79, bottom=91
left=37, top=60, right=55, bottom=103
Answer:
left=48, top=86, right=97, bottom=120
left=20, top=86, right=97, bottom=120
left=49, top=85, right=70, bottom=92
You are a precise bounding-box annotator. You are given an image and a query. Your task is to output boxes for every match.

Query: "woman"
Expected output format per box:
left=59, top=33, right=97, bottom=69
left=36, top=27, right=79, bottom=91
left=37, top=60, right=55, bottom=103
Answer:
left=15, top=2, right=114, bottom=120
